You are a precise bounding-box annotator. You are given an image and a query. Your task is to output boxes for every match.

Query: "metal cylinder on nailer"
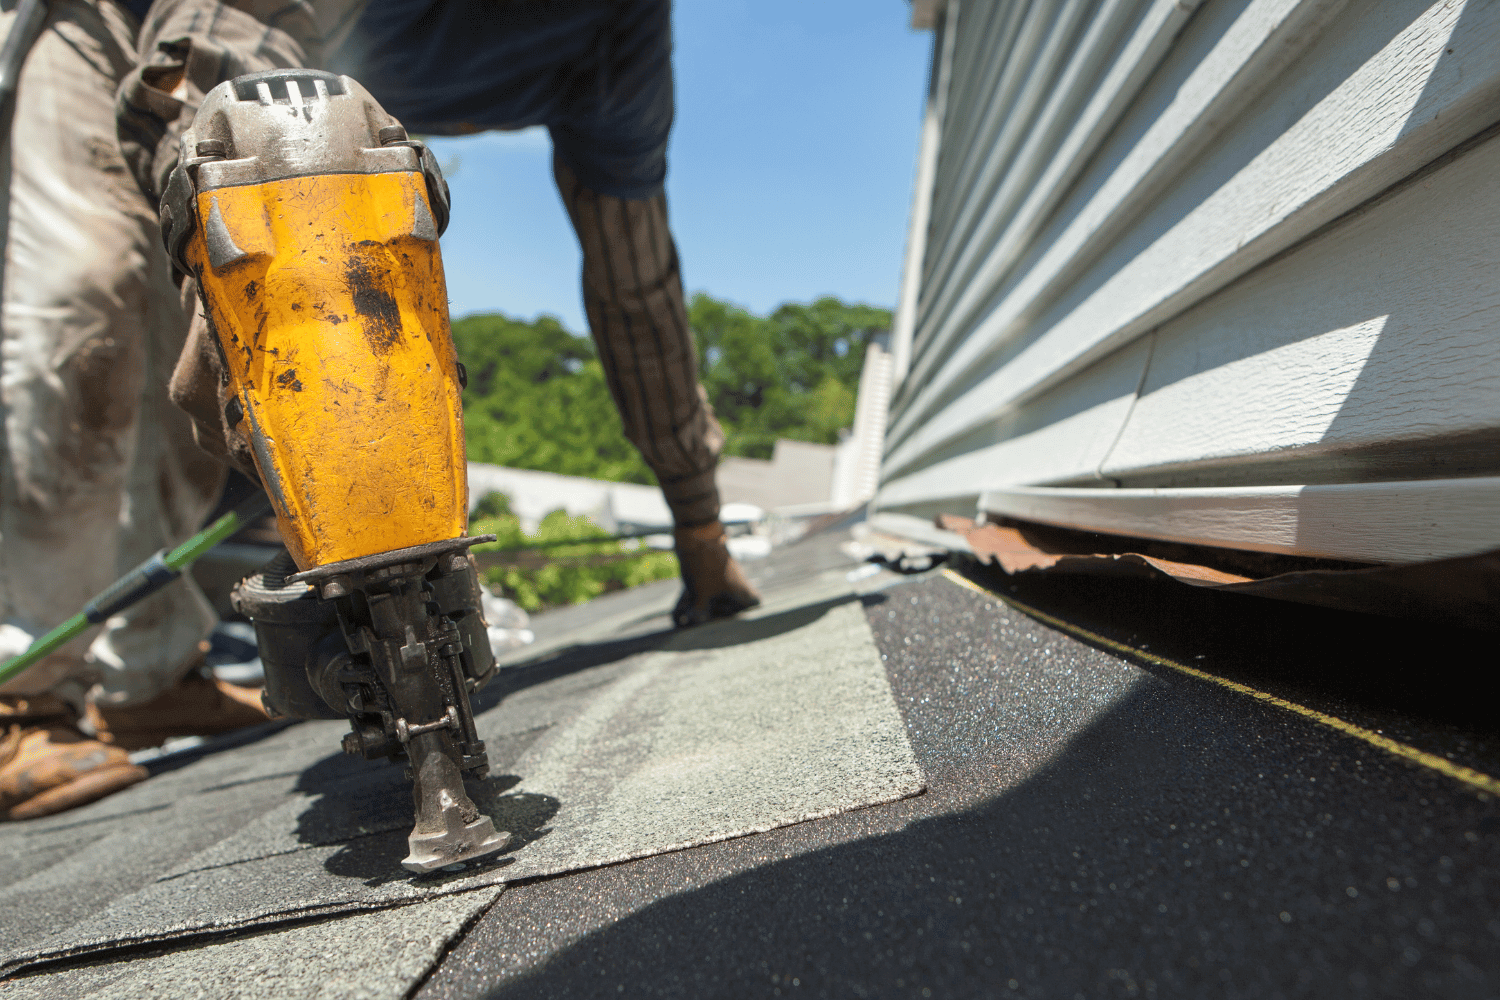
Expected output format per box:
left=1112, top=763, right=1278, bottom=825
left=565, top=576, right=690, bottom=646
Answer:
left=161, top=69, right=468, bottom=572
left=428, top=555, right=497, bottom=688
left=229, top=555, right=345, bottom=720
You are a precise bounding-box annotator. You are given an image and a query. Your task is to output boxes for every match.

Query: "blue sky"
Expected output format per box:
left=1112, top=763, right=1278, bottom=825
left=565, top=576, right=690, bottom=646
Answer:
left=426, top=2, right=933, bottom=333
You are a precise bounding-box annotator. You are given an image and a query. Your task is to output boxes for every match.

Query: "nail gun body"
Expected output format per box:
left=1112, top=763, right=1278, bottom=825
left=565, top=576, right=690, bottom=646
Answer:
left=162, top=69, right=510, bottom=872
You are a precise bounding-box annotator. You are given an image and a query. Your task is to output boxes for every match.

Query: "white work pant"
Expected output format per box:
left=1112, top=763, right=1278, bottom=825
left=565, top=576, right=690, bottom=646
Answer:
left=0, top=0, right=222, bottom=706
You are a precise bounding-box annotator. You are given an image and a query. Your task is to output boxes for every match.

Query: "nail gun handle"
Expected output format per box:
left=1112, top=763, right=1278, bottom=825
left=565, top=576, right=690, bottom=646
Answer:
left=83, top=552, right=180, bottom=624
left=82, top=492, right=272, bottom=624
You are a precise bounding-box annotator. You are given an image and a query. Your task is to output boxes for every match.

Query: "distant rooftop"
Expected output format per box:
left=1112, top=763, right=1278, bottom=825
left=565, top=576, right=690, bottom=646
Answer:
left=717, top=439, right=837, bottom=514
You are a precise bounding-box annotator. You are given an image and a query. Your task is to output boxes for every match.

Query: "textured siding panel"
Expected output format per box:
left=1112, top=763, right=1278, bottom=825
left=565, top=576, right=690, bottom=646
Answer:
left=878, top=335, right=1151, bottom=511
left=879, top=0, right=1500, bottom=562
left=1104, top=135, right=1500, bottom=487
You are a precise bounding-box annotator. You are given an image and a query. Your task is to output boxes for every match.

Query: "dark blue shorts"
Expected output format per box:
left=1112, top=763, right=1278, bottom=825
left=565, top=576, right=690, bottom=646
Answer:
left=327, top=0, right=673, bottom=200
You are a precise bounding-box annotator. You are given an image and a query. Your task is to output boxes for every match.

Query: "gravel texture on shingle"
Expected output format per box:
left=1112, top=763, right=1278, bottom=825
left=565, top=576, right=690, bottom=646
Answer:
left=1, top=553, right=921, bottom=994
left=417, top=558, right=1500, bottom=1000
left=3, top=887, right=501, bottom=1000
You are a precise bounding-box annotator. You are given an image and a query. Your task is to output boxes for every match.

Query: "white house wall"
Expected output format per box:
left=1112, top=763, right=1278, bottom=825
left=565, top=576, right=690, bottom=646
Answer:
left=877, top=0, right=1500, bottom=562
left=876, top=335, right=1151, bottom=519
left=1104, top=134, right=1500, bottom=486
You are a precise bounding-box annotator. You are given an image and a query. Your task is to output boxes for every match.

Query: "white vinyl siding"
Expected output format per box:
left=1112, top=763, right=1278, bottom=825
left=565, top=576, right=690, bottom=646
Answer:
left=878, top=0, right=1500, bottom=562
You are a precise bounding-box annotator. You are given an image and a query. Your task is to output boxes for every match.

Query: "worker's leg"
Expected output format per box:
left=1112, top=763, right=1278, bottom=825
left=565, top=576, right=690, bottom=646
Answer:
left=85, top=245, right=227, bottom=708
left=554, top=159, right=760, bottom=626
left=0, top=0, right=208, bottom=817
left=0, top=0, right=218, bottom=701
left=544, top=0, right=758, bottom=625
left=553, top=159, right=723, bottom=528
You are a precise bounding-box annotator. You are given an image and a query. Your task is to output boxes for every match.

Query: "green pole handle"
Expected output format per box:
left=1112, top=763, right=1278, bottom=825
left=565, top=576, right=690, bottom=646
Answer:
left=0, top=494, right=272, bottom=689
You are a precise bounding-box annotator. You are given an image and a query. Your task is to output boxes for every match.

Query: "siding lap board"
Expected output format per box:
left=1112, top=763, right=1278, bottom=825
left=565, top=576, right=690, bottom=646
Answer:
left=1103, top=135, right=1500, bottom=485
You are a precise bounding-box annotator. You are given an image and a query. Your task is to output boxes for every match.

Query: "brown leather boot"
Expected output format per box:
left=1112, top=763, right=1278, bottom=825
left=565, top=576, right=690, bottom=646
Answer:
left=1, top=697, right=147, bottom=821
left=91, top=669, right=272, bottom=752
left=672, top=521, right=762, bottom=628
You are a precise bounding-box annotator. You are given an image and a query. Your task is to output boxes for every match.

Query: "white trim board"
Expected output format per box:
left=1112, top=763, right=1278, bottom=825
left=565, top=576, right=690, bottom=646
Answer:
left=977, top=479, right=1500, bottom=564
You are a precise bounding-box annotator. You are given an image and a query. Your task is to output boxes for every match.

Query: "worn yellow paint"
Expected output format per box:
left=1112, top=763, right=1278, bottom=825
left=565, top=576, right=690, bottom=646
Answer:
left=187, top=171, right=466, bottom=569
left=940, top=568, right=1500, bottom=799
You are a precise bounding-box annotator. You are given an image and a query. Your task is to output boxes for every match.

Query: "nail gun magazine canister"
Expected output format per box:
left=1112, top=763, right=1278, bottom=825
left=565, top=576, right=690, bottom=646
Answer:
left=161, top=69, right=466, bottom=572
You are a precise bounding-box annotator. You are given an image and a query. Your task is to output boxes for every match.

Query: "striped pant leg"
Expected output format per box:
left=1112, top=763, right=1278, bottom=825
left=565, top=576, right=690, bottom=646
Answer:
left=554, top=156, right=723, bottom=528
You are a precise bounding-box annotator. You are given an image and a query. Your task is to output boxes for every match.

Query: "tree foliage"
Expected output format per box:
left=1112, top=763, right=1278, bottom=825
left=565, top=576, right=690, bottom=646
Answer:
left=451, top=294, right=892, bottom=477
left=468, top=495, right=678, bottom=612
left=453, top=313, right=654, bottom=484
left=689, top=294, right=891, bottom=459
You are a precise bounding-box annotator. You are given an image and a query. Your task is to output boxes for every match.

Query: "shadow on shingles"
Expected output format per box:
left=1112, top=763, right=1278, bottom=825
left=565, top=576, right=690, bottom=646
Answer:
left=281, top=743, right=562, bottom=884
left=489, top=678, right=1491, bottom=1000
left=474, top=785, right=560, bottom=856
left=314, top=785, right=560, bottom=885
left=664, top=594, right=858, bottom=652
left=487, top=568, right=1500, bottom=1000
left=139, top=720, right=301, bottom=777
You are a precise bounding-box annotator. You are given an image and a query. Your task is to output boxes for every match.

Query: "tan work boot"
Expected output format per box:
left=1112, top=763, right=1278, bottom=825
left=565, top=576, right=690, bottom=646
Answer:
left=671, top=521, right=762, bottom=628
left=91, top=670, right=272, bottom=752
left=1, top=697, right=148, bottom=820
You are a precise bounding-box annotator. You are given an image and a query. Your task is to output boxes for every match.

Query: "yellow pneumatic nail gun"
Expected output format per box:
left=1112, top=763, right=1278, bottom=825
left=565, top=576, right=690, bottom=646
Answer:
left=160, top=69, right=508, bottom=872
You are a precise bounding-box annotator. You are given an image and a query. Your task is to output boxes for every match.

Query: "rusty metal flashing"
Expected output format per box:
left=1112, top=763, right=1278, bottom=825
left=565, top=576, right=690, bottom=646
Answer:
left=937, top=514, right=1500, bottom=630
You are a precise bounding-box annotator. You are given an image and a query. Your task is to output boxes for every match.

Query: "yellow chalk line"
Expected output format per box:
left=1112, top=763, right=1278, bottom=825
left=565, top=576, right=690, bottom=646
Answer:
left=940, top=567, right=1500, bottom=798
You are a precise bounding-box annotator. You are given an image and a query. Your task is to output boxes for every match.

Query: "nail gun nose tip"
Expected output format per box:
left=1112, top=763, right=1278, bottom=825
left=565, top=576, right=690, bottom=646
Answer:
left=402, top=816, right=512, bottom=873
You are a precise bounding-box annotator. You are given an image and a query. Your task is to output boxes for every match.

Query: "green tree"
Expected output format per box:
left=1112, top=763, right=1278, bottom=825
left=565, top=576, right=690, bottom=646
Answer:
left=690, top=294, right=891, bottom=459
left=451, top=294, right=891, bottom=477
left=452, top=314, right=654, bottom=484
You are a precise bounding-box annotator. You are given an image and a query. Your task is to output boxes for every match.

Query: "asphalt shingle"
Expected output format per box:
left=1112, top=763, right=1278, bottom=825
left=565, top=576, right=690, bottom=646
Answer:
left=411, top=548, right=1500, bottom=999
left=1, top=552, right=921, bottom=993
